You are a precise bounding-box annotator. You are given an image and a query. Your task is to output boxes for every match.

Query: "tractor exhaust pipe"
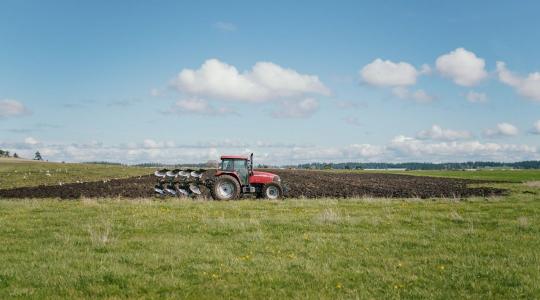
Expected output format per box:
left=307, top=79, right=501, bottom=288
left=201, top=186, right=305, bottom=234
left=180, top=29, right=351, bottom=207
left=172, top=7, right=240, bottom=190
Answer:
left=250, top=153, right=254, bottom=175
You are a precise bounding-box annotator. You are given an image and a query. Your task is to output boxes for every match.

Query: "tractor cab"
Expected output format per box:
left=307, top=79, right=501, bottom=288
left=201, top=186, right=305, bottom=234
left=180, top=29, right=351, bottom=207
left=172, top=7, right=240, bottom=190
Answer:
left=212, top=153, right=283, bottom=200
left=219, top=155, right=252, bottom=186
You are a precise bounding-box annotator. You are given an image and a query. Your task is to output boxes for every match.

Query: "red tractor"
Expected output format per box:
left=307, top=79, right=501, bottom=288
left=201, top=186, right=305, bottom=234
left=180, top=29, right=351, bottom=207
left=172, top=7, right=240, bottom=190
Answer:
left=153, top=153, right=284, bottom=200
left=210, top=153, right=284, bottom=200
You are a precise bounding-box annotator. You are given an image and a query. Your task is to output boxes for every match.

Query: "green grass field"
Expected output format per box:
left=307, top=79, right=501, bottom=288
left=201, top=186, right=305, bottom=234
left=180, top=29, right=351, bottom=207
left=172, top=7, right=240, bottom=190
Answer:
left=376, top=169, right=540, bottom=183
left=1, top=160, right=539, bottom=298
left=330, top=167, right=540, bottom=183
left=0, top=158, right=150, bottom=189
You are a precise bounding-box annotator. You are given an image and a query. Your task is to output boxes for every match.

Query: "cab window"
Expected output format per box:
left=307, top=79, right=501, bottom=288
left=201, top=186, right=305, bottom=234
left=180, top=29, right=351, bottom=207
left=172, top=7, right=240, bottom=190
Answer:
left=234, top=160, right=247, bottom=172
left=221, top=159, right=234, bottom=171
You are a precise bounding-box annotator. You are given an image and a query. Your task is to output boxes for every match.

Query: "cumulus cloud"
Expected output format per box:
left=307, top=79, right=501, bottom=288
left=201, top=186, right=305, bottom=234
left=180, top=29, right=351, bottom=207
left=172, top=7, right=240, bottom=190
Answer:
left=168, top=98, right=234, bottom=116
left=24, top=137, right=39, bottom=145
left=0, top=99, right=30, bottom=118
left=170, top=59, right=330, bottom=102
left=392, top=87, right=435, bottom=103
left=466, top=91, right=488, bottom=103
left=0, top=138, right=384, bottom=164
left=496, top=62, right=540, bottom=102
left=271, top=98, right=319, bottom=118
left=436, top=48, right=487, bottom=86
left=359, top=59, right=433, bottom=104
left=389, top=135, right=536, bottom=162
left=416, top=125, right=472, bottom=141
left=141, top=139, right=176, bottom=149
left=2, top=136, right=538, bottom=164
left=360, top=59, right=427, bottom=87
left=484, top=122, right=519, bottom=137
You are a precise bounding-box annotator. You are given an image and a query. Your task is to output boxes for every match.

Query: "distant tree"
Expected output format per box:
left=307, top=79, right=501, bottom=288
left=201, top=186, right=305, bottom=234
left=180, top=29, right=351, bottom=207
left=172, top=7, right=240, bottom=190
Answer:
left=0, top=150, right=5, bottom=157
left=13, top=153, right=19, bottom=158
left=34, top=151, right=43, bottom=161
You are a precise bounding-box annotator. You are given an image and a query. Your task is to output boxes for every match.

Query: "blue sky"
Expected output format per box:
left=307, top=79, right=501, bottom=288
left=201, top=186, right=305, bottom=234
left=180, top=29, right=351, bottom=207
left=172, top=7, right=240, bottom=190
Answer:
left=1, top=0, right=539, bottom=164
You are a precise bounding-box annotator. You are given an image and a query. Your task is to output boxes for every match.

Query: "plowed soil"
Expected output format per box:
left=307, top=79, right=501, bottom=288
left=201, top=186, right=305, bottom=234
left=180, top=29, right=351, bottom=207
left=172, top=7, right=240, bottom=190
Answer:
left=0, top=169, right=507, bottom=199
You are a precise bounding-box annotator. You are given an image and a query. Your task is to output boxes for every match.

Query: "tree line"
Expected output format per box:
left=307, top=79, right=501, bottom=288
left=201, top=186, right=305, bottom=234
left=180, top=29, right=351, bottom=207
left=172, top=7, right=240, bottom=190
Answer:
left=0, top=149, right=44, bottom=160
left=0, top=149, right=19, bottom=158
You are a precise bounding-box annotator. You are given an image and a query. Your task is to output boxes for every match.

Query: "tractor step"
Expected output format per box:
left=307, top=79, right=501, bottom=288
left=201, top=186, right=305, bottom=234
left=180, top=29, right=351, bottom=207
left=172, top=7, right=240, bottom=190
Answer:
left=242, top=186, right=256, bottom=193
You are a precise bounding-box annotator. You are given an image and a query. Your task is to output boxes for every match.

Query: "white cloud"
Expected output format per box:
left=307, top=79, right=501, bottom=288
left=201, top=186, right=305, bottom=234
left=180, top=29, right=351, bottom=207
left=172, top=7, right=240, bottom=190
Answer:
left=271, top=98, right=319, bottom=118
left=392, top=87, right=435, bottom=103
left=435, top=48, right=487, bottom=86
left=170, top=59, right=330, bottom=102
left=466, top=91, right=488, bottom=103
left=484, top=122, right=519, bottom=137
left=24, top=137, right=39, bottom=145
left=343, top=144, right=385, bottom=158
left=359, top=59, right=433, bottom=104
left=416, top=125, right=472, bottom=141
left=0, top=99, right=30, bottom=118
left=496, top=61, right=540, bottom=102
left=263, top=144, right=385, bottom=163
left=530, top=120, right=540, bottom=135
left=2, top=136, right=538, bottom=164
left=167, top=98, right=234, bottom=116
left=214, top=21, right=237, bottom=32
left=143, top=139, right=159, bottom=149
left=142, top=139, right=175, bottom=149
left=389, top=135, right=536, bottom=162
left=360, top=59, right=423, bottom=87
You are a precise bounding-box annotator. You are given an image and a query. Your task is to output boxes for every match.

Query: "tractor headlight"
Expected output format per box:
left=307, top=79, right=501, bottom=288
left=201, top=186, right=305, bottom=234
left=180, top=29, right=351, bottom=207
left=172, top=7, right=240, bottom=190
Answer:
left=273, top=176, right=281, bottom=183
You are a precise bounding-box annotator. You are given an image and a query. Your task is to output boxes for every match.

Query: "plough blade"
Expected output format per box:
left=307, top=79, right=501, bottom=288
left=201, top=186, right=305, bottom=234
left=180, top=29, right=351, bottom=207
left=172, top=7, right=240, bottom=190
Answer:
left=154, top=167, right=207, bottom=198
left=189, top=184, right=201, bottom=195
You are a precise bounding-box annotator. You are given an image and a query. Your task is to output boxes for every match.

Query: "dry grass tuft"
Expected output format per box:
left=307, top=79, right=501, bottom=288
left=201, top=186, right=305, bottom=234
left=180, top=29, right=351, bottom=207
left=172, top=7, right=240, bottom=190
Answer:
left=524, top=181, right=540, bottom=188
left=315, top=208, right=341, bottom=224
left=517, top=216, right=530, bottom=229
left=449, top=211, right=465, bottom=223
left=87, top=219, right=114, bottom=247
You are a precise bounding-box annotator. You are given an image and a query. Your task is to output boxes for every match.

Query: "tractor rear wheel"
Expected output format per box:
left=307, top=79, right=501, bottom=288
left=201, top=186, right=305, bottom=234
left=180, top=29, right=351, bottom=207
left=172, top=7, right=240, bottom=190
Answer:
left=262, top=183, right=283, bottom=200
left=211, top=175, right=240, bottom=200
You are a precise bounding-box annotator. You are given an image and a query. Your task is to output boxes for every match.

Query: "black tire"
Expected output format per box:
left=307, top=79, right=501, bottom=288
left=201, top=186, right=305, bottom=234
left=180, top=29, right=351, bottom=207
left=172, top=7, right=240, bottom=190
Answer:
left=210, top=175, right=240, bottom=200
left=262, top=183, right=283, bottom=200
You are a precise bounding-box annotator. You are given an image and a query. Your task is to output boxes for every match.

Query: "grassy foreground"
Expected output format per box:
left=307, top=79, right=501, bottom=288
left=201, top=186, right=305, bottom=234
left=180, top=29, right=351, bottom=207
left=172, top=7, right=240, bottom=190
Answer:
left=1, top=195, right=539, bottom=299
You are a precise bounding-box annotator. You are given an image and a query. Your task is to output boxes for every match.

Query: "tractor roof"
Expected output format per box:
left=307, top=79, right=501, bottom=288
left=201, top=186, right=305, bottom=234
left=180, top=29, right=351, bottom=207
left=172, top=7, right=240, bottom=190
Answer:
left=220, top=155, right=249, bottom=160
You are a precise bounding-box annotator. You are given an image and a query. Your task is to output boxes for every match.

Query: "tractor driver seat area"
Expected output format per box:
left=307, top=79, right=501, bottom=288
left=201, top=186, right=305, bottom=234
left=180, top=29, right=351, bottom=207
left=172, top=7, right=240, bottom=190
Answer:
left=234, top=160, right=249, bottom=186
left=222, top=160, right=234, bottom=171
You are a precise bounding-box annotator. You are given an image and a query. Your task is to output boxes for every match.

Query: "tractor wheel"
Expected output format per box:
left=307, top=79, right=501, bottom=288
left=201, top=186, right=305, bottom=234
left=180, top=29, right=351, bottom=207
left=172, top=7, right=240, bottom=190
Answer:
left=211, top=175, right=240, bottom=200
left=262, top=183, right=283, bottom=200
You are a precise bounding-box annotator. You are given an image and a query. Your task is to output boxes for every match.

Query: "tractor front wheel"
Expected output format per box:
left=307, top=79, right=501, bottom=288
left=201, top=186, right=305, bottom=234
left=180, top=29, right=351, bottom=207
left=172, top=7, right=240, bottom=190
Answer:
left=262, top=183, right=283, bottom=200
left=211, top=175, right=240, bottom=200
